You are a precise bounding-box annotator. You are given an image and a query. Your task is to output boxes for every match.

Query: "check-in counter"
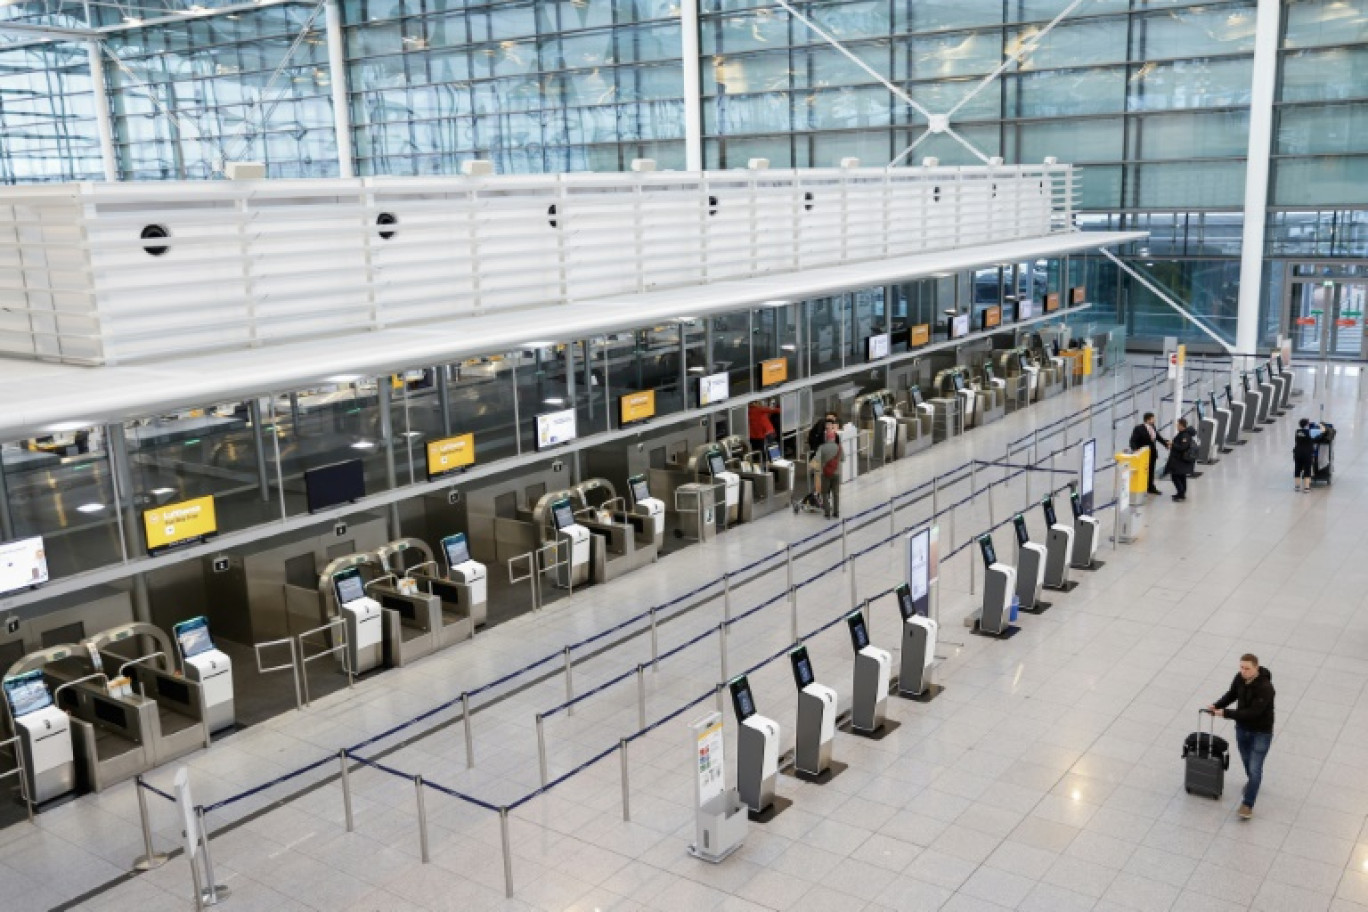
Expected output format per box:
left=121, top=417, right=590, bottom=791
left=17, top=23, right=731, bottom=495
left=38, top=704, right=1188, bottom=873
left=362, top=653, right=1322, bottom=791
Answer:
left=89, top=624, right=212, bottom=763
left=567, top=478, right=658, bottom=582
left=718, top=437, right=784, bottom=519
left=376, top=538, right=476, bottom=646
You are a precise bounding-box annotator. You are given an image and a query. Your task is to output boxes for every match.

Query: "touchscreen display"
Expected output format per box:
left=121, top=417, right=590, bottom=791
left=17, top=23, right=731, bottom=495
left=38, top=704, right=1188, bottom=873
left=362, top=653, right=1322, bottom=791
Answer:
left=4, top=671, right=51, bottom=718
left=895, top=582, right=915, bottom=620
left=983, top=365, right=994, bottom=380
left=629, top=475, right=650, bottom=504
left=707, top=451, right=726, bottom=477
left=846, top=612, right=870, bottom=651
left=1018, top=353, right=1030, bottom=371
left=1013, top=515, right=1029, bottom=546
left=0, top=536, right=48, bottom=596
left=551, top=499, right=575, bottom=530
left=1210, top=393, right=1219, bottom=413
left=910, top=386, right=924, bottom=406
left=790, top=647, right=815, bottom=689
left=871, top=399, right=884, bottom=419
left=979, top=535, right=997, bottom=567
left=729, top=677, right=756, bottom=721
left=1255, top=366, right=1265, bottom=383
left=1275, top=354, right=1284, bottom=373
left=1225, top=387, right=1234, bottom=408
left=1070, top=490, right=1083, bottom=517
left=1196, top=401, right=1205, bottom=421
left=951, top=373, right=965, bottom=393
left=334, top=568, right=365, bottom=605
left=1242, top=374, right=1251, bottom=393
left=766, top=444, right=781, bottom=462
left=442, top=533, right=471, bottom=567
left=1042, top=498, right=1057, bottom=527
left=174, top=616, right=214, bottom=658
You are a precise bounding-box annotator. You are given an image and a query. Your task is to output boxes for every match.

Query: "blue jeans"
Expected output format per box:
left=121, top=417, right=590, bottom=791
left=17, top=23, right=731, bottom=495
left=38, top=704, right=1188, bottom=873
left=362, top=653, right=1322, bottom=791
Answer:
left=1235, top=726, right=1272, bottom=808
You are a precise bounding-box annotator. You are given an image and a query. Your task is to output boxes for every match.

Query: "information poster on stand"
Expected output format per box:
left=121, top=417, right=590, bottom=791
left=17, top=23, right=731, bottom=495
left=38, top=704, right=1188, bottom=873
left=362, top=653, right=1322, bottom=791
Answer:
left=1080, top=438, right=1096, bottom=514
left=906, top=527, right=931, bottom=616
left=691, top=712, right=727, bottom=807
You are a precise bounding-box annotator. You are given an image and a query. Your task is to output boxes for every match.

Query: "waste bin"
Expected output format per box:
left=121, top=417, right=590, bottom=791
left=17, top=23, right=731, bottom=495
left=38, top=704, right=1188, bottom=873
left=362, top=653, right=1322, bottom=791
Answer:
left=1115, top=449, right=1149, bottom=497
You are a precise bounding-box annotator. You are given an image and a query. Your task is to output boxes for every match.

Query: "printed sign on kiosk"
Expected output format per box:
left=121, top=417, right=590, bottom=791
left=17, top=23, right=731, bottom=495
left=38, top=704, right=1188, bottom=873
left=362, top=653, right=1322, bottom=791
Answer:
left=426, top=433, right=475, bottom=480
left=144, top=495, right=217, bottom=554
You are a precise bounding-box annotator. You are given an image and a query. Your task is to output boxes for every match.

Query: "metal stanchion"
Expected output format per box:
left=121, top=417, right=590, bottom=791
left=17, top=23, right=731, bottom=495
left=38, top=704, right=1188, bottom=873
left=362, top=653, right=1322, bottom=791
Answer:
left=339, top=750, right=354, bottom=833
left=988, top=478, right=995, bottom=527
left=969, top=540, right=977, bottom=596
left=841, top=518, right=849, bottom=569
left=722, top=572, right=732, bottom=623
left=564, top=646, right=575, bottom=712
left=132, top=777, right=168, bottom=870
left=462, top=692, right=475, bottom=769
left=715, top=681, right=725, bottom=714
left=500, top=806, right=514, bottom=898
left=535, top=713, right=548, bottom=787
left=718, top=621, right=728, bottom=681
left=619, top=739, right=631, bottom=822
left=197, top=807, right=228, bottom=904
left=785, top=543, right=793, bottom=593
left=888, top=496, right=896, bottom=547
left=414, top=776, right=430, bottom=863
left=649, top=607, right=659, bottom=672
left=636, top=664, right=646, bottom=731
left=789, top=585, right=798, bottom=644
left=848, top=556, right=858, bottom=609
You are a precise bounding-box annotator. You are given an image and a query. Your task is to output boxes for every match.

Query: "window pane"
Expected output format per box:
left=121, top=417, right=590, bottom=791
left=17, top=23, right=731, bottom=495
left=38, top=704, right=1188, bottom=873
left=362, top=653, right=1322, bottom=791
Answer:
left=1128, top=161, right=1248, bottom=208
left=1278, top=102, right=1368, bottom=155
left=1131, top=4, right=1258, bottom=58
left=1284, top=0, right=1368, bottom=48
left=1011, top=21, right=1128, bottom=70
left=1273, top=156, right=1368, bottom=206
left=1127, top=56, right=1253, bottom=112
left=1131, top=110, right=1250, bottom=159
left=1006, top=67, right=1127, bottom=117
left=1281, top=47, right=1368, bottom=103
left=1011, top=118, right=1125, bottom=162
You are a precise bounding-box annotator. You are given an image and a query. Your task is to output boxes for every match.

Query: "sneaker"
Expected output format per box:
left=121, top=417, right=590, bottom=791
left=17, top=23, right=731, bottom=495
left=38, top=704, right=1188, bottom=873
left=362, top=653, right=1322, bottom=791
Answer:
left=1238, top=804, right=1252, bottom=820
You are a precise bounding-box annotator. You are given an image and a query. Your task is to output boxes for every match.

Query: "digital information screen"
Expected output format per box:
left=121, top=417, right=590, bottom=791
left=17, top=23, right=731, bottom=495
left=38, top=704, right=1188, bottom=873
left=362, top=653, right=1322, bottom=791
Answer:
left=3, top=670, right=51, bottom=718
left=442, top=533, right=471, bottom=567
left=729, top=676, right=756, bottom=721
left=1070, top=490, right=1084, bottom=518
left=143, top=495, right=218, bottom=555
left=535, top=408, right=578, bottom=450
left=1080, top=438, right=1096, bottom=514
left=949, top=314, right=971, bottom=338
left=1042, top=497, right=1058, bottom=527
left=699, top=372, right=730, bottom=407
left=426, top=433, right=475, bottom=480
left=0, top=536, right=48, bottom=595
left=846, top=611, right=870, bottom=651
left=629, top=475, right=650, bottom=504
left=707, top=451, right=727, bottom=477
left=551, top=498, right=576, bottom=530
left=978, top=535, right=997, bottom=567
left=767, top=444, right=782, bottom=462
left=1018, top=299, right=1036, bottom=320
left=334, top=568, right=366, bottom=605
left=789, top=647, right=815, bottom=689
left=173, top=616, right=214, bottom=659
left=951, top=372, right=966, bottom=393
left=867, top=333, right=891, bottom=361
left=620, top=390, right=655, bottom=425
left=906, top=527, right=930, bottom=616
left=759, top=358, right=788, bottom=387
left=1013, top=514, right=1029, bottom=546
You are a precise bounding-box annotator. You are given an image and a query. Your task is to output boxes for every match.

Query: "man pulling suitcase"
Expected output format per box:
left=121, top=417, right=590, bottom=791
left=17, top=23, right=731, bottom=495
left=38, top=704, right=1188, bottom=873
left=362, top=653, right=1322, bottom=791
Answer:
left=1206, top=653, right=1276, bottom=820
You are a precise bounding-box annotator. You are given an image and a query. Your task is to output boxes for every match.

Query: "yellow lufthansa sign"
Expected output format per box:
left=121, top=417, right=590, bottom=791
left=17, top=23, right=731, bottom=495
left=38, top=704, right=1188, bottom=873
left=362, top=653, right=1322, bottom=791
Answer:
left=620, top=390, right=656, bottom=425
left=426, top=433, right=475, bottom=480
left=760, top=358, right=788, bottom=387
left=984, top=306, right=1001, bottom=329
left=909, top=324, right=930, bottom=347
left=1045, top=292, right=1061, bottom=312
left=144, top=495, right=217, bottom=553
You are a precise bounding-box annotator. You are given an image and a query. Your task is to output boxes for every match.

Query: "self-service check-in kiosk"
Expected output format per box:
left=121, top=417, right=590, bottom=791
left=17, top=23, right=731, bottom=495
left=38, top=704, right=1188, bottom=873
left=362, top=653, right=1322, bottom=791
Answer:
left=628, top=474, right=667, bottom=551
left=845, top=611, right=890, bottom=736
left=1001, top=348, right=1039, bottom=409
left=439, top=533, right=488, bottom=628
left=977, top=364, right=1007, bottom=425
left=1208, top=392, right=1233, bottom=454
left=697, top=446, right=741, bottom=527
left=974, top=535, right=1019, bottom=638
left=329, top=565, right=384, bottom=673
left=1196, top=401, right=1220, bottom=464
left=1255, top=366, right=1277, bottom=423
left=172, top=617, right=234, bottom=734
left=568, top=478, right=662, bottom=577
left=895, top=583, right=939, bottom=699
left=1239, top=375, right=1261, bottom=433
left=1272, top=354, right=1293, bottom=409
left=716, top=437, right=783, bottom=520
left=934, top=368, right=975, bottom=433
left=895, top=386, right=934, bottom=456
left=1068, top=491, right=1102, bottom=570
left=1224, top=386, right=1247, bottom=446
left=1041, top=497, right=1076, bottom=592
left=3, top=670, right=74, bottom=804
left=373, top=537, right=479, bottom=645
left=1012, top=514, right=1049, bottom=613
left=729, top=675, right=779, bottom=818
left=789, top=646, right=837, bottom=780
left=546, top=496, right=591, bottom=588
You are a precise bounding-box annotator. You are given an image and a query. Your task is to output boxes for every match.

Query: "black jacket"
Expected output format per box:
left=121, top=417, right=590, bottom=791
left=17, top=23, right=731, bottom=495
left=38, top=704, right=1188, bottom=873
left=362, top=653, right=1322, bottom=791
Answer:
left=1293, top=427, right=1315, bottom=458
left=1128, top=422, right=1168, bottom=456
left=1170, top=428, right=1198, bottom=477
left=1214, top=667, right=1275, bottom=734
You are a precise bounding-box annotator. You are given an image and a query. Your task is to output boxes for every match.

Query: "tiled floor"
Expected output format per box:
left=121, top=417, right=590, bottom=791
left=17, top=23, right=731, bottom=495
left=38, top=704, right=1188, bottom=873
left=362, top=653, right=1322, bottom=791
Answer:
left=15, top=359, right=1368, bottom=912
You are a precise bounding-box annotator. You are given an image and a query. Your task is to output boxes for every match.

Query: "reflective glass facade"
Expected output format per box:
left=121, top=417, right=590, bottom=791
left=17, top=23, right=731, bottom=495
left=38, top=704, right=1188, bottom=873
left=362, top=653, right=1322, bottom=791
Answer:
left=0, top=0, right=1366, bottom=346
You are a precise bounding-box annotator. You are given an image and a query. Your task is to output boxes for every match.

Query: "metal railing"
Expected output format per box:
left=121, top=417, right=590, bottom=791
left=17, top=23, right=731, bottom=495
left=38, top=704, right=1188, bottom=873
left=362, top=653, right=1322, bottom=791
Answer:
left=0, top=734, right=32, bottom=824
left=296, top=618, right=354, bottom=707
left=254, top=636, right=302, bottom=711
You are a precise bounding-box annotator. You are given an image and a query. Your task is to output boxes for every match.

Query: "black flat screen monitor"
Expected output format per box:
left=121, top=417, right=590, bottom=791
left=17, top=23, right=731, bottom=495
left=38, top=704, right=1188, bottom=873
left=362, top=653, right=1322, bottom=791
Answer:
left=550, top=498, right=576, bottom=531
left=978, top=535, right=997, bottom=567
left=173, top=616, right=214, bottom=659
left=441, top=533, right=471, bottom=568
left=729, top=676, right=756, bottom=722
left=870, top=398, right=885, bottom=419
left=895, top=582, right=915, bottom=620
left=846, top=611, right=870, bottom=651
left=3, top=670, right=51, bottom=718
left=333, top=567, right=366, bottom=606
left=628, top=474, right=650, bottom=505
left=789, top=646, right=816, bottom=689
left=910, top=386, right=924, bottom=406
left=305, top=459, right=365, bottom=513
left=766, top=444, right=782, bottom=463
left=706, top=450, right=726, bottom=477
left=1042, top=498, right=1057, bottom=527
left=1070, top=490, right=1084, bottom=518
left=1013, top=514, right=1029, bottom=546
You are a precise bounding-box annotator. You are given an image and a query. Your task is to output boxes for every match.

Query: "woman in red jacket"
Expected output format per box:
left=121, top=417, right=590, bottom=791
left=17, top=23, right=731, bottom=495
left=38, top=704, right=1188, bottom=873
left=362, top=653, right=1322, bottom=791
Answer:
left=747, top=400, right=781, bottom=455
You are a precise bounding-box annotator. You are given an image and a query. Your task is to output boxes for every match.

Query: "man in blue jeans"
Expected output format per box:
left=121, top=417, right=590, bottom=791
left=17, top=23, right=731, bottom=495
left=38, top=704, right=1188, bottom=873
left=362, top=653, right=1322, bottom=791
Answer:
left=1208, top=654, right=1275, bottom=820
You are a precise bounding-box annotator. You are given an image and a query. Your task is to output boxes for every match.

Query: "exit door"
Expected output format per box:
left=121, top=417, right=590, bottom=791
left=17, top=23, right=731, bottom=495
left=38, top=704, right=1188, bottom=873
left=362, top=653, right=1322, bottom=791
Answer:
left=1288, top=279, right=1368, bottom=359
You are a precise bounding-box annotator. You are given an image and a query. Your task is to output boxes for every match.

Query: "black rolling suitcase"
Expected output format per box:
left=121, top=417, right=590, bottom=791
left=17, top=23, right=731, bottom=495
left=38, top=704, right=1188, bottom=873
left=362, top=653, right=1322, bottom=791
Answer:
left=1183, top=710, right=1229, bottom=799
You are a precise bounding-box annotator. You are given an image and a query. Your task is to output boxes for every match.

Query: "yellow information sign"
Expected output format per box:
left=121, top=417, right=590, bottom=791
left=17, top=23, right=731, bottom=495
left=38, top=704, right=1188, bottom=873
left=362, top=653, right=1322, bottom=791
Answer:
left=1045, top=292, right=1060, bottom=312
left=426, top=433, right=475, bottom=480
left=984, top=305, right=1001, bottom=329
left=760, top=357, right=788, bottom=387
left=144, top=495, right=217, bottom=553
left=620, top=390, right=656, bottom=425
left=909, top=324, right=930, bottom=347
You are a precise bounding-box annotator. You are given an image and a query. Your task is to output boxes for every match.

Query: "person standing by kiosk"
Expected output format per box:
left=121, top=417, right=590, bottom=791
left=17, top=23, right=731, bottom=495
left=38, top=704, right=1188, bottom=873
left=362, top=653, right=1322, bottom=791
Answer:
left=1208, top=654, right=1275, bottom=820
left=1293, top=418, right=1320, bottom=493
left=1128, top=412, right=1169, bottom=496
left=748, top=399, right=782, bottom=457
left=815, top=424, right=842, bottom=520
left=1169, top=418, right=1198, bottom=502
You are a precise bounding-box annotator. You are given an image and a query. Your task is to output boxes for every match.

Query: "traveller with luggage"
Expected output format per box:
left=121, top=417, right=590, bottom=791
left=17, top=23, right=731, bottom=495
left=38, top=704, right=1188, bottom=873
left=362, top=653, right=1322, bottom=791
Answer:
left=1206, top=653, right=1275, bottom=819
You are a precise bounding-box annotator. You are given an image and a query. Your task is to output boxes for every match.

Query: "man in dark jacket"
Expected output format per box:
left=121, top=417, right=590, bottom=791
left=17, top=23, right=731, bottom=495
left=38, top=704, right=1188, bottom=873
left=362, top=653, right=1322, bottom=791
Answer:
left=1128, top=412, right=1169, bottom=496
left=1169, top=418, right=1198, bottom=502
left=1208, top=653, right=1275, bottom=819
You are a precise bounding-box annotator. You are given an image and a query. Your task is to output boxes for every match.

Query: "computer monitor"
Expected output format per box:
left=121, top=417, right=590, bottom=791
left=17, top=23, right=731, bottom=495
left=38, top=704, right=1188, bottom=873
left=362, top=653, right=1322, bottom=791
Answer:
left=870, top=398, right=885, bottom=419
left=789, top=646, right=816, bottom=689
left=978, top=534, right=997, bottom=567
left=1196, top=401, right=1205, bottom=422
left=1013, top=514, right=1029, bottom=546
left=729, top=676, right=756, bottom=722
left=333, top=567, right=366, bottom=606
left=895, top=582, right=915, bottom=620
left=628, top=474, right=650, bottom=505
left=951, top=372, right=966, bottom=393
left=983, top=364, right=994, bottom=381
left=846, top=611, right=870, bottom=651
left=1018, top=352, right=1031, bottom=372
left=3, top=670, right=51, bottom=719
left=173, top=616, right=214, bottom=659
left=441, top=532, right=471, bottom=568
left=305, top=459, right=365, bottom=513
left=706, top=450, right=727, bottom=477
left=550, top=498, right=576, bottom=531
left=1042, top=498, right=1057, bottom=527
left=1255, top=366, right=1265, bottom=383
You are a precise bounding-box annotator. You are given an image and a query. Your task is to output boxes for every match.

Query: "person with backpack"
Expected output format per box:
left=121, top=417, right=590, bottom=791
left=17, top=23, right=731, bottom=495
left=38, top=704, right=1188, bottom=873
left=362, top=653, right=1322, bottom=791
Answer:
left=814, top=423, right=842, bottom=519
left=1128, top=412, right=1169, bottom=496
left=1168, top=417, right=1198, bottom=502
left=1293, top=418, right=1320, bottom=493
left=1207, top=653, right=1275, bottom=820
